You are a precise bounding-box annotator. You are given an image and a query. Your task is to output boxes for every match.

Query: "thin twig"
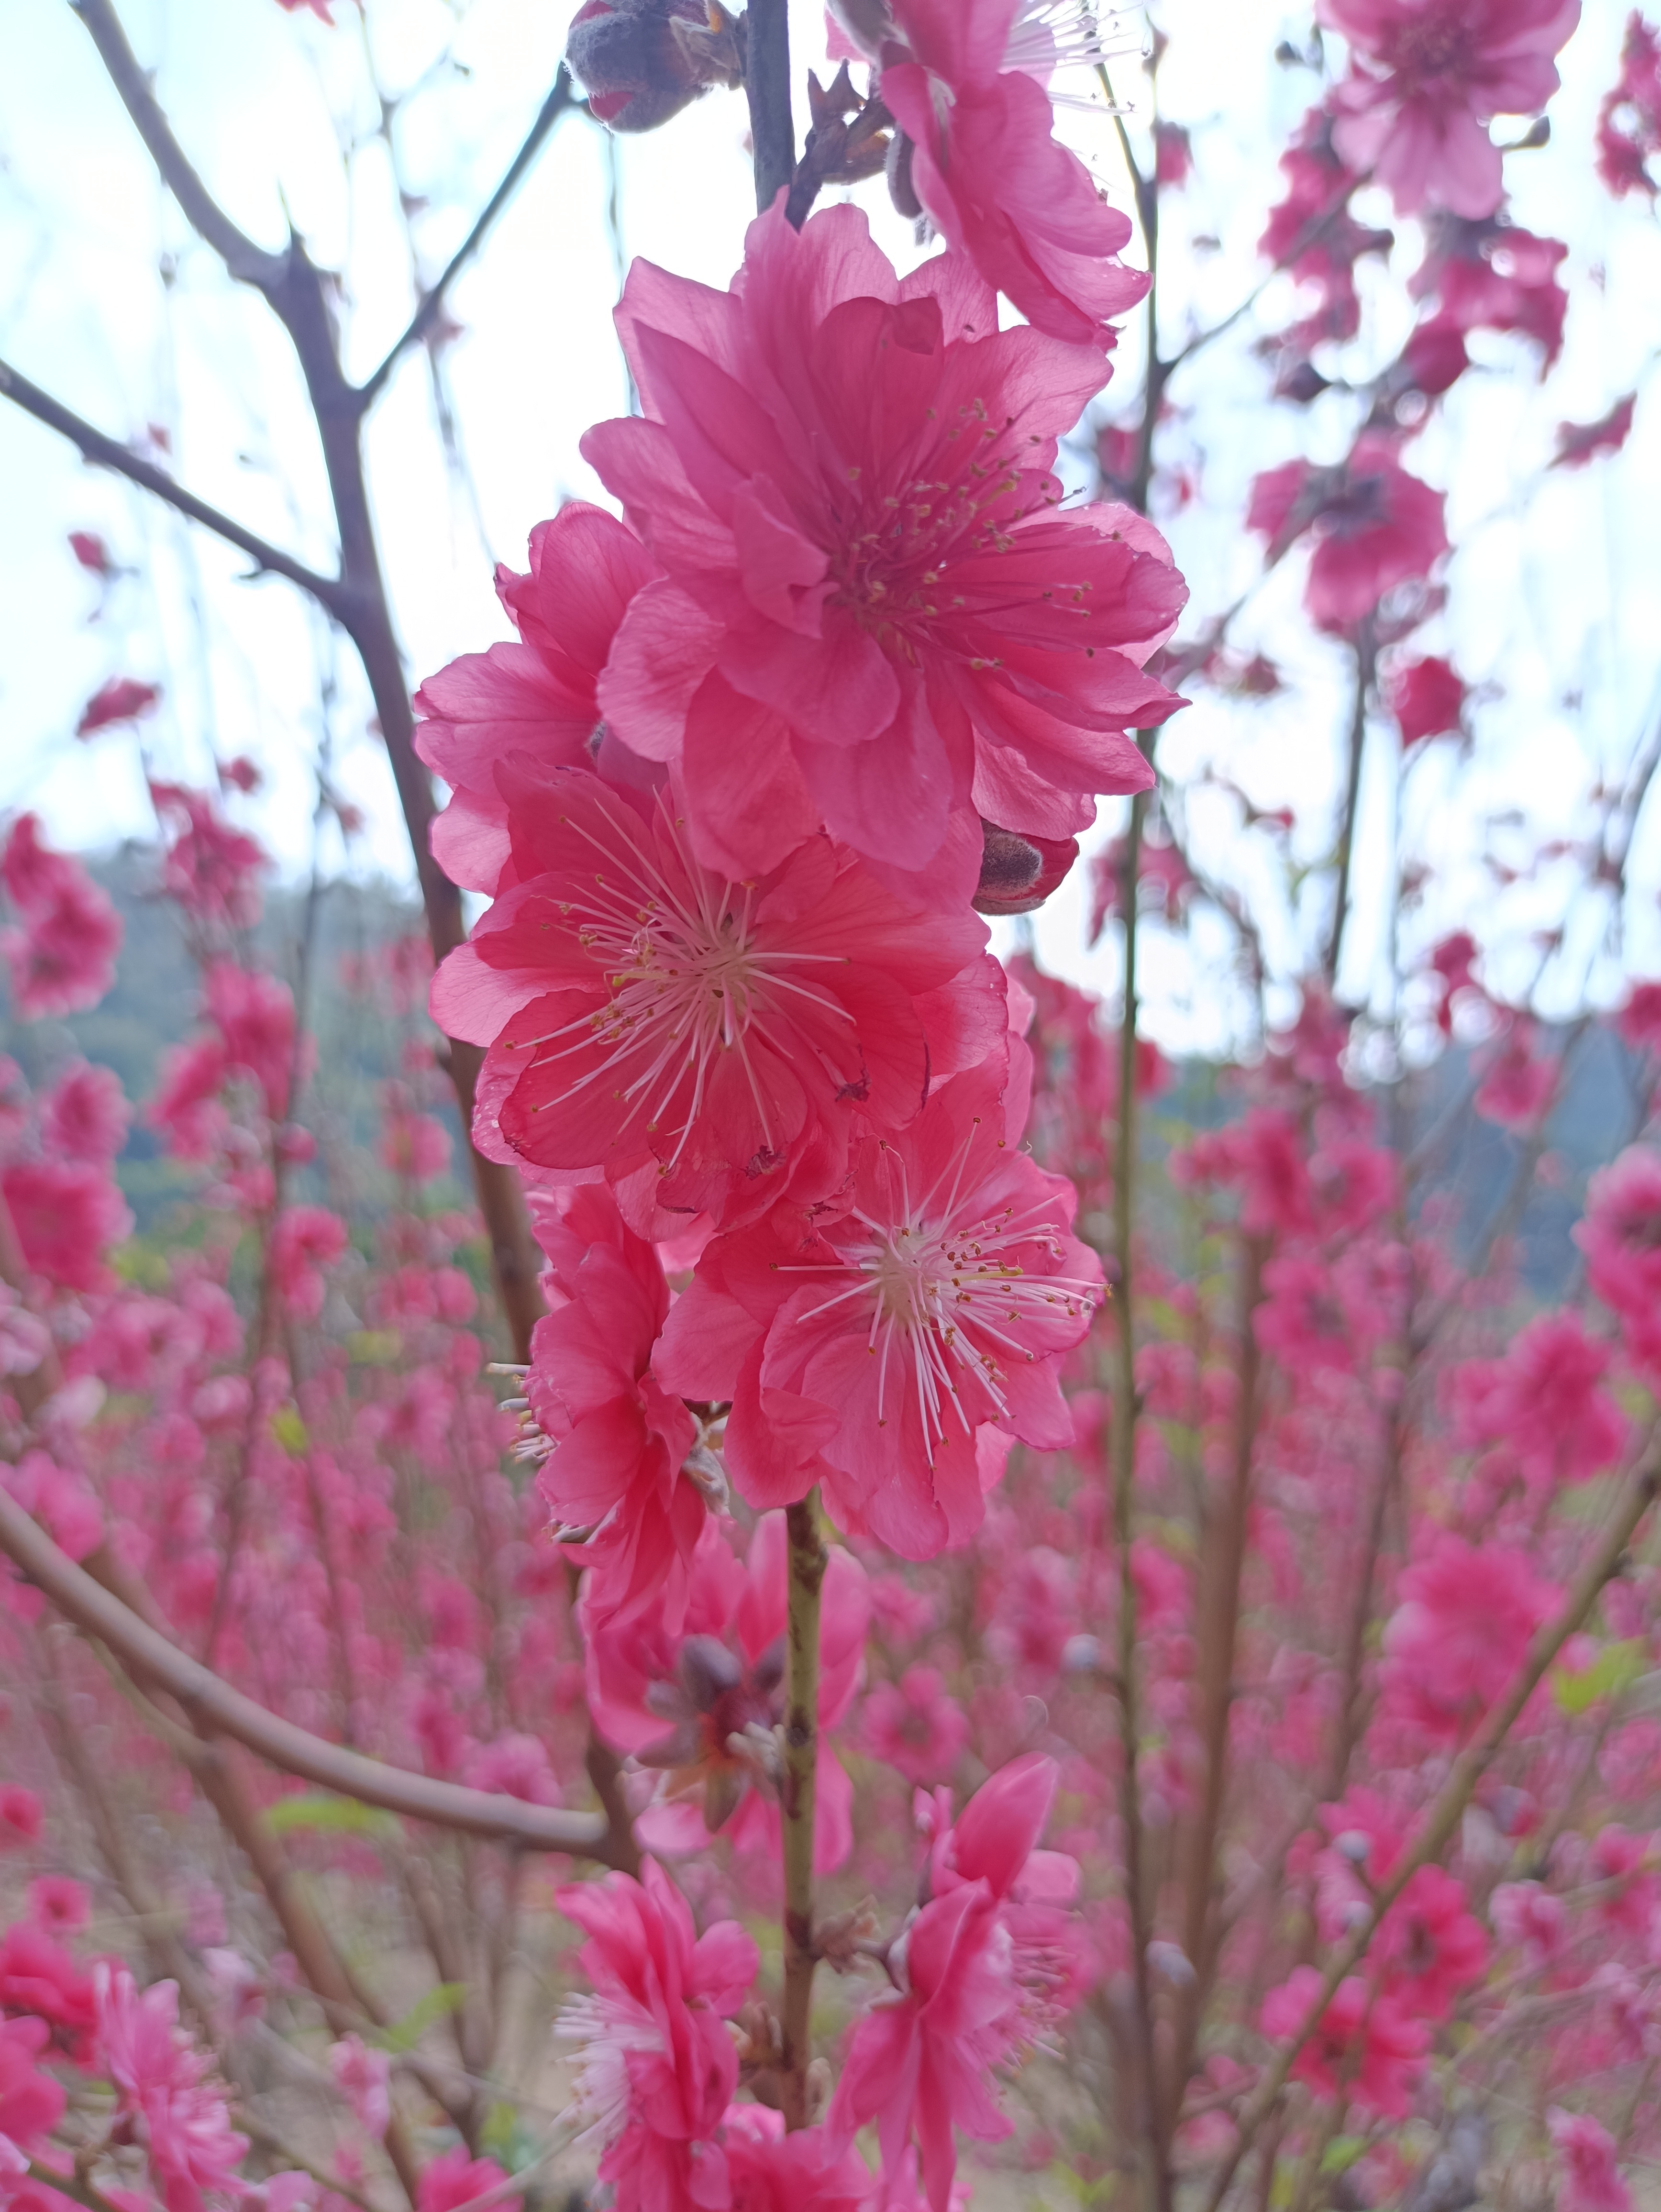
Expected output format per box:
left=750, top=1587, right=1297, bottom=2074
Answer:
left=780, top=1492, right=826, bottom=2131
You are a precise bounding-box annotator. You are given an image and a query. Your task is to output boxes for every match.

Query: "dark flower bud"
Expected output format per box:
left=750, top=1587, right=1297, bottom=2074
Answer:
left=566, top=0, right=742, bottom=134
left=972, top=819, right=1080, bottom=916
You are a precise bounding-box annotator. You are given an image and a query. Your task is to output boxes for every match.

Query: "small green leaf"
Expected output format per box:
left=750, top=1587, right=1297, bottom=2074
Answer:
left=268, top=1406, right=310, bottom=1454
left=348, top=1330, right=404, bottom=1366
left=1321, top=2137, right=1368, bottom=2176
left=264, top=1793, right=396, bottom=1838
left=376, top=1982, right=469, bottom=2054
left=1552, top=1639, right=1646, bottom=1716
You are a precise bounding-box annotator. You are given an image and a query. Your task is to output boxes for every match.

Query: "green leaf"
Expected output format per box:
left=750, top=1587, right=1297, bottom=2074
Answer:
left=268, top=1406, right=310, bottom=1454
left=1552, top=1639, right=1646, bottom=1716
left=264, top=1793, right=396, bottom=1838
left=348, top=1330, right=404, bottom=1366
left=375, top=1982, right=469, bottom=2055
left=1321, top=2137, right=1368, bottom=2176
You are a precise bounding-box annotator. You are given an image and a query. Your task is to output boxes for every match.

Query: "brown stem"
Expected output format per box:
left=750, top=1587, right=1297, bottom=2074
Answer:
left=1202, top=1451, right=1661, bottom=2212
left=1327, top=629, right=1374, bottom=988
left=743, top=0, right=795, bottom=213
left=0, top=1485, right=621, bottom=1859
left=779, top=1492, right=826, bottom=2131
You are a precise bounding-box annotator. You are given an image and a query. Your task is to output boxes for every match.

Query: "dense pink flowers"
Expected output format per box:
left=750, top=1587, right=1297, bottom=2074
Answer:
left=1, top=1161, right=132, bottom=1294
left=554, top=1862, right=758, bottom=2212
left=95, top=1966, right=248, bottom=2212
left=0, top=817, right=123, bottom=1021
left=0, top=2016, right=64, bottom=2159
left=658, top=1052, right=1101, bottom=1557
left=835, top=0, right=1150, bottom=344
left=1381, top=1536, right=1559, bottom=1745
left=432, top=770, right=997, bottom=1230
left=1319, top=0, right=1580, bottom=217
left=863, top=1665, right=970, bottom=1784
left=584, top=203, right=1185, bottom=905
left=1578, top=1147, right=1661, bottom=1364
left=719, top=2105, right=869, bottom=2212
left=1375, top=1865, right=1488, bottom=2019
left=1260, top=1968, right=1429, bottom=2116
left=1549, top=2111, right=1632, bottom=2212
left=1597, top=13, right=1661, bottom=197
left=1452, top=1315, right=1628, bottom=1488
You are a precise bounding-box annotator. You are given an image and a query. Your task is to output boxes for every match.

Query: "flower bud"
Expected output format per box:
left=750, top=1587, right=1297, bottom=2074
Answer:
left=566, top=0, right=742, bottom=133
left=972, top=820, right=1081, bottom=916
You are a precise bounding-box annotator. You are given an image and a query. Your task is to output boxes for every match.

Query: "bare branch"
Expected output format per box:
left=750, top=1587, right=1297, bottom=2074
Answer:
left=69, top=0, right=286, bottom=289
left=356, top=70, right=580, bottom=412
left=0, top=1486, right=623, bottom=1863
left=0, top=358, right=350, bottom=614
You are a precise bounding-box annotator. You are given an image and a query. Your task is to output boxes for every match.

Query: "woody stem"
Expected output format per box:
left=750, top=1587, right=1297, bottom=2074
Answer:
left=780, top=1490, right=827, bottom=2129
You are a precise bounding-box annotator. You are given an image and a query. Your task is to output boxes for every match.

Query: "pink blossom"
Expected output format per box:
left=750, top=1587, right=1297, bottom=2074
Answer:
left=585, top=1513, right=870, bottom=1872
left=1597, top=13, right=1661, bottom=197
left=379, top=1103, right=451, bottom=1184
left=203, top=964, right=300, bottom=1123
left=327, top=2035, right=390, bottom=2137
left=1386, top=654, right=1464, bottom=744
left=554, top=1861, right=758, bottom=2212
left=1247, top=436, right=1448, bottom=634
left=1380, top=1535, right=1559, bottom=1746
left=1, top=1162, right=131, bottom=1294
left=1474, top=1021, right=1557, bottom=1128
left=432, top=771, right=998, bottom=1233
left=1489, top=1880, right=1565, bottom=1964
left=719, top=2105, right=869, bottom=2212
left=270, top=1207, right=349, bottom=1321
left=1, top=1456, right=101, bottom=1563
left=1547, top=2111, right=1631, bottom=2212
left=416, top=2150, right=518, bottom=2212
left=837, top=0, right=1149, bottom=344
left=1578, top=1147, right=1661, bottom=1362
left=657, top=1051, right=1101, bottom=1558
left=863, top=1667, right=970, bottom=1785
left=95, top=1965, right=248, bottom=2212
left=23, top=1885, right=88, bottom=1939
left=415, top=505, right=657, bottom=898
left=461, top=1734, right=561, bottom=1805
left=149, top=1041, right=230, bottom=1163
left=0, top=2018, right=64, bottom=2157
left=68, top=532, right=112, bottom=577
left=1319, top=0, right=1580, bottom=218
left=275, top=0, right=335, bottom=20
left=0, top=1926, right=99, bottom=2067
left=0, top=1286, right=48, bottom=1381
left=0, top=1795, right=41, bottom=1853
left=1617, top=981, right=1661, bottom=1057
left=1259, top=1967, right=1429, bottom=2117
left=1375, top=1865, right=1487, bottom=2020
left=526, top=1186, right=702, bottom=1627
left=40, top=1065, right=128, bottom=1164
left=924, top=1751, right=1083, bottom=2024
left=1554, top=395, right=1639, bottom=470
left=0, top=821, right=122, bottom=1021
left=75, top=677, right=160, bottom=736
left=823, top=1875, right=1023, bottom=2212
left=149, top=785, right=266, bottom=932
left=1260, top=108, right=1394, bottom=349
left=584, top=203, right=1185, bottom=902
left=1411, top=220, right=1569, bottom=366
left=1451, top=1315, right=1628, bottom=1487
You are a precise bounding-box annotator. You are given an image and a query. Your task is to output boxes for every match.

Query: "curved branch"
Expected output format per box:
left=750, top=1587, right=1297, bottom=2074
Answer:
left=0, top=359, right=350, bottom=614
left=356, top=71, right=579, bottom=412
left=0, top=1486, right=623, bottom=1863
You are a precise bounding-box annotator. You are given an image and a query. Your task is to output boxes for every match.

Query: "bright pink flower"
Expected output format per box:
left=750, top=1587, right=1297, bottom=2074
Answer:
left=1489, top=1880, right=1564, bottom=1964
left=554, top=1861, right=758, bottom=2212
left=432, top=770, right=998, bottom=1234
left=719, top=2105, right=869, bottom=2212
left=75, top=677, right=160, bottom=736
left=1588, top=1823, right=1659, bottom=1935
left=24, top=1884, right=88, bottom=1939
left=327, top=2035, right=390, bottom=2137
left=149, top=785, right=266, bottom=931
left=461, top=1733, right=561, bottom=1805
left=584, top=204, right=1185, bottom=902
left=1554, top=395, right=1638, bottom=469
left=1248, top=436, right=1448, bottom=633
left=0, top=2018, right=64, bottom=2156
left=924, top=1751, right=1083, bottom=2025
left=0, top=822, right=122, bottom=1022
left=837, top=0, right=1149, bottom=344
left=1, top=1162, right=131, bottom=1293
left=0, top=1287, right=49, bottom=1380
left=1255, top=1255, right=1374, bottom=1373
left=1617, top=982, right=1661, bottom=1057
left=1474, top=1021, right=1556, bottom=1128
left=526, top=1187, right=702, bottom=1627
left=149, top=1040, right=230, bottom=1163
left=1319, top=0, right=1580, bottom=218
left=1375, top=1865, right=1487, bottom=2020
left=1411, top=220, right=1569, bottom=365
left=415, top=505, right=657, bottom=898
left=40, top=1064, right=128, bottom=1164
left=379, top=1103, right=450, bottom=1184
left=1260, top=108, right=1394, bottom=348
left=1548, top=2111, right=1631, bottom=2212
left=1597, top=13, right=1661, bottom=197
left=1260, top=1968, right=1428, bottom=2117
left=1452, top=1315, right=1628, bottom=1486
left=68, top=532, right=112, bottom=577
left=824, top=1875, right=1022, bottom=2212
left=0, top=1927, right=98, bottom=2068
left=584, top=1513, right=870, bottom=1872
left=95, top=1966, right=248, bottom=2212
left=1380, top=1535, right=1559, bottom=1746
left=657, top=1051, right=1102, bottom=1558
left=203, top=964, right=299, bottom=1122
left=269, top=1207, right=349, bottom=1321
left=1, top=1455, right=101, bottom=1563
left=1386, top=654, right=1464, bottom=744
left=417, top=2150, right=518, bottom=2212
left=1579, top=1147, right=1661, bottom=1362
left=863, top=1666, right=970, bottom=1785
left=0, top=1795, right=40, bottom=1854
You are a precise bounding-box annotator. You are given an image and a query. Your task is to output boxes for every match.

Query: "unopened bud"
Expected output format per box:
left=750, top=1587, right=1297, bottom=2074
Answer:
left=566, top=0, right=742, bottom=134
left=973, top=819, right=1081, bottom=916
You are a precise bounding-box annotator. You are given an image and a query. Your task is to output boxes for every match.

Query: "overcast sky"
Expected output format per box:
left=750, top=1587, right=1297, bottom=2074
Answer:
left=1, top=0, right=1655, bottom=1053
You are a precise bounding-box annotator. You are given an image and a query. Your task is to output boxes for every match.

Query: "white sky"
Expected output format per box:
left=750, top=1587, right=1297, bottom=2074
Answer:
left=1, top=0, right=1656, bottom=1054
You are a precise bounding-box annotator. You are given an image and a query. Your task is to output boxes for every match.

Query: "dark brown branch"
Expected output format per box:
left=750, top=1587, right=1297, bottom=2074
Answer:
left=744, top=0, right=795, bottom=212
left=0, top=359, right=350, bottom=612
left=0, top=1486, right=621, bottom=1861
left=356, top=71, right=579, bottom=411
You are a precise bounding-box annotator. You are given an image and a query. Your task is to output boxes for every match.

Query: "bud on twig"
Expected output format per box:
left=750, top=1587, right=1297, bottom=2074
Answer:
left=567, top=0, right=743, bottom=133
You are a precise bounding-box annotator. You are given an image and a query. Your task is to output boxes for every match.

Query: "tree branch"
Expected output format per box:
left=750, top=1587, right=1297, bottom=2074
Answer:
left=779, top=1492, right=826, bottom=2132
left=0, top=1486, right=623, bottom=1862
left=356, top=70, right=580, bottom=412
left=744, top=0, right=795, bottom=212
left=0, top=358, right=350, bottom=614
